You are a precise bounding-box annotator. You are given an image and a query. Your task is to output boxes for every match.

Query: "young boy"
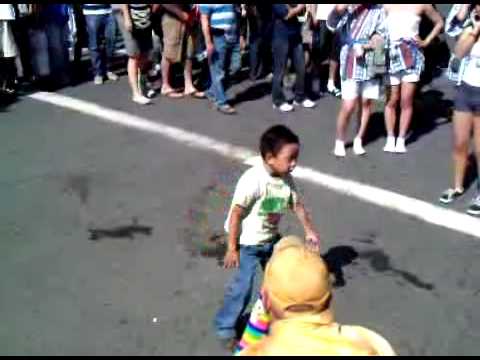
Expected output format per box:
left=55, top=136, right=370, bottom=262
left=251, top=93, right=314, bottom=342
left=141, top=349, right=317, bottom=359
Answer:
left=214, top=124, right=321, bottom=350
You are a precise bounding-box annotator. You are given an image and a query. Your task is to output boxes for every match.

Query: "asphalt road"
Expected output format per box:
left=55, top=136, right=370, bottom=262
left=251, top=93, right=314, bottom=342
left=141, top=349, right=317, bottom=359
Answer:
left=2, top=13, right=480, bottom=355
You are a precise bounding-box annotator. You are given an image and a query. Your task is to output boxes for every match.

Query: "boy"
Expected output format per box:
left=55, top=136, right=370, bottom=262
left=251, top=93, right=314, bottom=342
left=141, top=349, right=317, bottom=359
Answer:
left=214, top=125, right=321, bottom=350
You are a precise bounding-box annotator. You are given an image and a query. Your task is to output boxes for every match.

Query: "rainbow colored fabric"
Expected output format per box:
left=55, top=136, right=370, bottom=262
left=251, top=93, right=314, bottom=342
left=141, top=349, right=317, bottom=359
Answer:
left=234, top=297, right=271, bottom=354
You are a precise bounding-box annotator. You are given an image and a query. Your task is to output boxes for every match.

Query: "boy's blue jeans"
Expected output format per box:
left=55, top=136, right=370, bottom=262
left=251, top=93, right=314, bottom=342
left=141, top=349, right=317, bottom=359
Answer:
left=214, top=242, right=275, bottom=340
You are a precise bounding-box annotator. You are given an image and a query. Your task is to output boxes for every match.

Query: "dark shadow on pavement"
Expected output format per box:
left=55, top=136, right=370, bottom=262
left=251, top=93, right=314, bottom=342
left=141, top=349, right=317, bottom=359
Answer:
left=407, top=89, right=453, bottom=146
left=464, top=154, right=479, bottom=192
left=231, top=80, right=271, bottom=106
left=322, top=245, right=359, bottom=288
left=363, top=112, right=387, bottom=147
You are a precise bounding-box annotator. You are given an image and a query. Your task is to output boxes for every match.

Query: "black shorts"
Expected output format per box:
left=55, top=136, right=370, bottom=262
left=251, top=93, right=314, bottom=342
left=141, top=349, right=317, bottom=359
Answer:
left=311, top=20, right=340, bottom=62
left=455, top=83, right=480, bottom=114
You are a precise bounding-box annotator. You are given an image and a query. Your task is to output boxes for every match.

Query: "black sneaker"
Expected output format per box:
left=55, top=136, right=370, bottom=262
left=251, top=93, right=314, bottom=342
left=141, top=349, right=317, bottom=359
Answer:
left=439, top=188, right=464, bottom=204
left=466, top=196, right=480, bottom=216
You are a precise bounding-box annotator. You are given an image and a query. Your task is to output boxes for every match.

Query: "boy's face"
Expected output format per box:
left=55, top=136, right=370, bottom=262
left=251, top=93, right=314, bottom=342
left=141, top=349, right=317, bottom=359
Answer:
left=265, top=143, right=300, bottom=176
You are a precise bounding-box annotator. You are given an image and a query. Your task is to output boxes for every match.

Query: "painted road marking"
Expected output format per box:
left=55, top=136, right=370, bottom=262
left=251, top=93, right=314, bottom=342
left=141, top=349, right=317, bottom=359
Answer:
left=29, top=91, right=480, bottom=239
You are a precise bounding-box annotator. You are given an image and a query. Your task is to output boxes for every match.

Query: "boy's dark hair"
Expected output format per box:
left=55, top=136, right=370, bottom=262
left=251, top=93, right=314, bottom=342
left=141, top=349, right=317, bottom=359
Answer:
left=260, top=125, right=300, bottom=159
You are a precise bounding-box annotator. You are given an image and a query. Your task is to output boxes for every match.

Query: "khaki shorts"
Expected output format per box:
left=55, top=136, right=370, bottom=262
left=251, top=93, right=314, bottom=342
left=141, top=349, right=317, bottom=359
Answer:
left=161, top=13, right=196, bottom=63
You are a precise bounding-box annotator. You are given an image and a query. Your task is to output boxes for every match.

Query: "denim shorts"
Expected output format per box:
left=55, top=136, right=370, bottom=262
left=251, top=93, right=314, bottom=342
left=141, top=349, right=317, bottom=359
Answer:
left=455, top=83, right=480, bottom=114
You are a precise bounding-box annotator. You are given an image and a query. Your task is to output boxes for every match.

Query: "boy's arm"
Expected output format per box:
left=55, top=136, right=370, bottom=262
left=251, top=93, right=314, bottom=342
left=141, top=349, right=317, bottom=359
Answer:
left=293, top=200, right=321, bottom=252
left=224, top=205, right=245, bottom=269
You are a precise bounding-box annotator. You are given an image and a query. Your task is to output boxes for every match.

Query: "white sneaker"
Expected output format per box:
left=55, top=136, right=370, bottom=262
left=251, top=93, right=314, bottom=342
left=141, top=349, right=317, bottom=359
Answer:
left=94, top=75, right=104, bottom=85
left=327, top=82, right=341, bottom=97
left=132, top=94, right=152, bottom=105
left=383, top=136, right=396, bottom=153
left=333, top=140, right=346, bottom=157
left=106, top=71, right=119, bottom=81
left=395, top=138, right=407, bottom=153
left=294, top=99, right=316, bottom=109
left=353, top=137, right=366, bottom=155
left=273, top=103, right=294, bottom=112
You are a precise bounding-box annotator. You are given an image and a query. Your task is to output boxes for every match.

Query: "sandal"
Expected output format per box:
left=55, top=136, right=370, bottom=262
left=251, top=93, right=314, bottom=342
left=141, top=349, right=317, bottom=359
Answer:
left=184, top=89, right=206, bottom=99
left=161, top=88, right=184, bottom=99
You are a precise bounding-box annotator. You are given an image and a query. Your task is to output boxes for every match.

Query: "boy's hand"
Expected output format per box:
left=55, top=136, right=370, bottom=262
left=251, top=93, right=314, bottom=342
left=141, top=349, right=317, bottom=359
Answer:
left=305, top=230, right=321, bottom=252
left=223, top=249, right=240, bottom=269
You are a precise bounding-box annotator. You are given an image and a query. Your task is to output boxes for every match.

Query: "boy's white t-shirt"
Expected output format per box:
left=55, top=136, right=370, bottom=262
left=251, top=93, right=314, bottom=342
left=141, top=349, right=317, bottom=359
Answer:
left=225, top=163, right=301, bottom=246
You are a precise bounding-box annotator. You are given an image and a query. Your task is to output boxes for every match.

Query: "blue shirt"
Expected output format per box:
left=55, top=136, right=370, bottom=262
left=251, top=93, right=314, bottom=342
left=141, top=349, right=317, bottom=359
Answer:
left=199, top=4, right=237, bottom=31
left=272, top=4, right=302, bottom=41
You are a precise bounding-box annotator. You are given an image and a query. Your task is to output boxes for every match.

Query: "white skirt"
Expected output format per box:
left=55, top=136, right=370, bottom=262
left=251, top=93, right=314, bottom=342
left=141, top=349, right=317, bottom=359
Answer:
left=0, top=20, right=17, bottom=58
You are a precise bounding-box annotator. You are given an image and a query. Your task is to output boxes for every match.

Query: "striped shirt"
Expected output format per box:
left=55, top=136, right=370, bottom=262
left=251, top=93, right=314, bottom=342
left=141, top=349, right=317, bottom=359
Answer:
left=445, top=4, right=473, bottom=84
left=82, top=4, right=112, bottom=16
left=328, top=5, right=387, bottom=81
left=199, top=4, right=237, bottom=32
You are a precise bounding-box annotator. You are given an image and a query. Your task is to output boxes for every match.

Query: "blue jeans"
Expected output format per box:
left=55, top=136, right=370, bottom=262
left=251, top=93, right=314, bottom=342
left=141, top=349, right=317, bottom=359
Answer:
left=206, top=33, right=240, bottom=107
left=214, top=242, right=275, bottom=339
left=272, top=34, right=306, bottom=106
left=85, top=13, right=117, bottom=77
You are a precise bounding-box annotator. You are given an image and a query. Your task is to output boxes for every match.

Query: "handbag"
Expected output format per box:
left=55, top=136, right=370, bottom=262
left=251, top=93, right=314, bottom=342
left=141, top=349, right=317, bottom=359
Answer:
left=367, top=44, right=387, bottom=77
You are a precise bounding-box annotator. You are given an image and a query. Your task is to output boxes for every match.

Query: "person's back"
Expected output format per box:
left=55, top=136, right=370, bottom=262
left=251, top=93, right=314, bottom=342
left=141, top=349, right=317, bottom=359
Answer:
left=237, top=236, right=395, bottom=356
left=240, top=318, right=394, bottom=356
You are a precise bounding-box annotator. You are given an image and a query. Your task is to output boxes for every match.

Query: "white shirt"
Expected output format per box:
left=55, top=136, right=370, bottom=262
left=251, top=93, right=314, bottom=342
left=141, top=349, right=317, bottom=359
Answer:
left=225, top=163, right=300, bottom=246
left=316, top=4, right=335, bottom=21
left=463, top=41, right=480, bottom=87
left=0, top=4, right=15, bottom=20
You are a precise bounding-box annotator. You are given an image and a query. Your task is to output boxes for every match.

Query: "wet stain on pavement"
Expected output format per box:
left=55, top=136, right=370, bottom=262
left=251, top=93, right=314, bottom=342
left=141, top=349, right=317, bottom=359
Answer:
left=88, top=218, right=153, bottom=241
left=181, top=166, right=240, bottom=267
left=358, top=249, right=435, bottom=291
left=63, top=174, right=90, bottom=204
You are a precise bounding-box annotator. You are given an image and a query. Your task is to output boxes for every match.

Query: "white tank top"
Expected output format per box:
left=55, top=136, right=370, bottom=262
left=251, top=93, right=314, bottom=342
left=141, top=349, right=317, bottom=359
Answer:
left=386, top=11, right=421, bottom=41
left=463, top=41, right=480, bottom=87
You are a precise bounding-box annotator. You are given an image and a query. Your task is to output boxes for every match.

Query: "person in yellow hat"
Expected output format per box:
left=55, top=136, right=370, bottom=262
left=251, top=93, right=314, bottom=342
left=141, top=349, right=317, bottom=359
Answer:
left=236, top=235, right=396, bottom=356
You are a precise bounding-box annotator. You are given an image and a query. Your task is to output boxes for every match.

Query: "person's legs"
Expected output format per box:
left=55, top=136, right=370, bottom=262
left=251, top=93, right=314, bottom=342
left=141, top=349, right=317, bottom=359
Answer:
left=334, top=79, right=359, bottom=157
left=228, top=39, right=242, bottom=84
left=214, top=246, right=260, bottom=340
left=160, top=56, right=175, bottom=92
left=207, top=34, right=229, bottom=107
left=354, top=79, right=379, bottom=152
left=327, top=33, right=341, bottom=96
left=357, top=98, right=373, bottom=141
left=471, top=113, right=480, bottom=205
left=396, top=81, right=417, bottom=152
left=384, top=82, right=400, bottom=152
left=248, top=15, right=261, bottom=80
left=271, top=36, right=289, bottom=107
left=452, top=111, right=473, bottom=191
left=160, top=16, right=184, bottom=95
left=85, top=14, right=104, bottom=79
left=45, top=22, right=70, bottom=87
left=104, top=13, right=118, bottom=78
left=291, top=38, right=307, bottom=104
left=128, top=56, right=141, bottom=97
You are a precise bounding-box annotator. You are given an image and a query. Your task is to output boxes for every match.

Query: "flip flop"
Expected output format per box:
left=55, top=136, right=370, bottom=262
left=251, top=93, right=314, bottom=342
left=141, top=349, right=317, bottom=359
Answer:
left=161, top=89, right=184, bottom=98
left=184, top=90, right=206, bottom=99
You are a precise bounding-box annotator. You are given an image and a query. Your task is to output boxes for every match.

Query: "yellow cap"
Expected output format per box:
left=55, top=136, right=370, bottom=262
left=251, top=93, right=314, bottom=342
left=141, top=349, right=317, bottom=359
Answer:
left=264, top=237, right=333, bottom=320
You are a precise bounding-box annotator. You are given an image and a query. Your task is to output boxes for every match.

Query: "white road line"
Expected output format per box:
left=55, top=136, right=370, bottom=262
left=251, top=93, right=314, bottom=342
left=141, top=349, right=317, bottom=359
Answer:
left=29, top=91, right=480, bottom=239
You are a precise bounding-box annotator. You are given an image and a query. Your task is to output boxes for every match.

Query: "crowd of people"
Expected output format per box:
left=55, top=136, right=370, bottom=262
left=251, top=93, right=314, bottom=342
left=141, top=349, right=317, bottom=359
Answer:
left=2, top=4, right=480, bottom=354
